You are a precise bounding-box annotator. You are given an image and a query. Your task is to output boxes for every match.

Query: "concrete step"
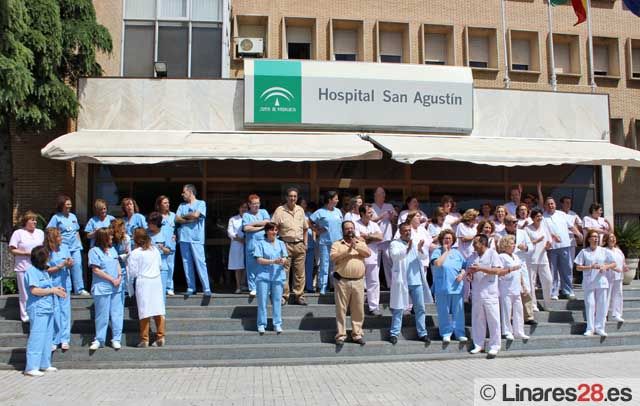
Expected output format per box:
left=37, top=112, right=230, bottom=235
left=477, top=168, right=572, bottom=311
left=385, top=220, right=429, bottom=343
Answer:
left=536, top=285, right=640, bottom=299
left=1, top=319, right=637, bottom=348
left=543, top=298, right=640, bottom=311
left=2, top=331, right=640, bottom=367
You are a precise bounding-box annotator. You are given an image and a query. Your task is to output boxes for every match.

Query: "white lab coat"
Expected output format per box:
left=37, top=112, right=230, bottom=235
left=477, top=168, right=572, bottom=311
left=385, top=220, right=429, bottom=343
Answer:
left=127, top=247, right=165, bottom=319
left=389, top=239, right=433, bottom=310
left=227, top=215, right=245, bottom=270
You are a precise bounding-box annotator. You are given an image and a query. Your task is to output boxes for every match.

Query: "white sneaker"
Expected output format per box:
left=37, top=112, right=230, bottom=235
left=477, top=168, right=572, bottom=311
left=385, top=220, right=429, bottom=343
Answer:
left=22, top=316, right=29, bottom=323
left=518, top=334, right=530, bottom=340
left=532, top=307, right=540, bottom=312
left=24, top=370, right=44, bottom=377
left=89, top=340, right=101, bottom=350
left=488, top=349, right=499, bottom=357
left=583, top=330, right=594, bottom=336
left=51, top=344, right=57, bottom=352
left=442, top=335, right=451, bottom=343
left=249, top=290, right=257, bottom=298
left=595, top=330, right=608, bottom=337
left=78, top=290, right=91, bottom=296
left=470, top=345, right=483, bottom=354
left=458, top=336, right=468, bottom=343
left=42, top=367, right=58, bottom=373
left=111, top=340, right=121, bottom=350
left=551, top=296, right=559, bottom=300
left=611, top=316, right=625, bottom=322
left=505, top=333, right=515, bottom=341
left=166, top=290, right=175, bottom=296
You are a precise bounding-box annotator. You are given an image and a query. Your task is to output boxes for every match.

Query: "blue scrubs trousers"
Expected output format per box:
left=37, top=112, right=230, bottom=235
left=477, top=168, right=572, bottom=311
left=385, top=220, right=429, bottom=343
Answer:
left=317, top=244, right=333, bottom=294
left=435, top=292, right=465, bottom=339
left=166, top=252, right=175, bottom=291
left=69, top=250, right=85, bottom=294
left=93, top=292, right=124, bottom=345
left=548, top=247, right=574, bottom=297
left=53, top=279, right=72, bottom=345
left=390, top=284, right=427, bottom=338
left=305, top=243, right=315, bottom=292
left=25, top=310, right=53, bottom=372
left=256, top=279, right=284, bottom=331
left=161, top=269, right=168, bottom=304
left=245, top=251, right=258, bottom=292
left=180, top=242, right=211, bottom=293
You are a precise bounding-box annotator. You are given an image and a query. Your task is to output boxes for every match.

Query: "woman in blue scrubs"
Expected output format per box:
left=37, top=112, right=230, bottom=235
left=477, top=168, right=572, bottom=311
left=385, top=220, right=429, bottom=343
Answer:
left=85, top=199, right=116, bottom=248
left=24, top=246, right=66, bottom=377
left=309, top=191, right=343, bottom=294
left=47, top=195, right=89, bottom=295
left=121, top=197, right=148, bottom=242
left=148, top=212, right=171, bottom=301
left=44, top=228, right=73, bottom=351
left=88, top=228, right=124, bottom=350
left=430, top=229, right=468, bottom=343
left=111, top=219, right=131, bottom=299
left=254, top=222, right=288, bottom=335
left=156, top=195, right=177, bottom=296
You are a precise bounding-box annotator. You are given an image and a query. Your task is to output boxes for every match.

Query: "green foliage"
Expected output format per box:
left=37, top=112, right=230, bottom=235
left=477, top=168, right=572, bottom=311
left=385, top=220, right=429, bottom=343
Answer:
left=615, top=221, right=640, bottom=258
left=1, top=278, right=18, bottom=295
left=0, top=0, right=112, bottom=130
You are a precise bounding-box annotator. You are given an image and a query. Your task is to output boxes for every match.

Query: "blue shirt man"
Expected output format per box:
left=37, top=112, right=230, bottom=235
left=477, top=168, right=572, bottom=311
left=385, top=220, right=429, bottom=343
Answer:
left=176, top=184, right=210, bottom=295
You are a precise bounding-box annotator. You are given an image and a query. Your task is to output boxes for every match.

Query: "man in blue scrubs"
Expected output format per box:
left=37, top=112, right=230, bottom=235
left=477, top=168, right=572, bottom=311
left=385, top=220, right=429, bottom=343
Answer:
left=176, top=184, right=211, bottom=296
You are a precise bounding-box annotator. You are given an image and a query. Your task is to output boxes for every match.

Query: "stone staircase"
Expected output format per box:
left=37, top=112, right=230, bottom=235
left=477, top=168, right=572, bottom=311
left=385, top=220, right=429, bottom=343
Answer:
left=0, top=282, right=639, bottom=369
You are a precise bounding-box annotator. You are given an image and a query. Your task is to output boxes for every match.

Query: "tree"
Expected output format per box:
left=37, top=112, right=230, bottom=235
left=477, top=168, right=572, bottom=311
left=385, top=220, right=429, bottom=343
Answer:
left=0, top=0, right=111, bottom=239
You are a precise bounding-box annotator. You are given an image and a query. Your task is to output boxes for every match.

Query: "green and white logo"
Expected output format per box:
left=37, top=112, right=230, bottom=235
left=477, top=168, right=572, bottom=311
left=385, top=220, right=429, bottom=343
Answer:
left=254, top=60, right=302, bottom=124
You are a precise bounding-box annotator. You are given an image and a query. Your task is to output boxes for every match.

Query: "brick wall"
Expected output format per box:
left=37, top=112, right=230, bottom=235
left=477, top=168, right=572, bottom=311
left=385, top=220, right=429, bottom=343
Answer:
left=10, top=123, right=71, bottom=226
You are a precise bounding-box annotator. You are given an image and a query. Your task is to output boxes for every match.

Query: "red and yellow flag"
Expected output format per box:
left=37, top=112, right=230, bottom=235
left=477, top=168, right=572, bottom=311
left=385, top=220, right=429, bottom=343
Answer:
left=570, top=0, right=588, bottom=25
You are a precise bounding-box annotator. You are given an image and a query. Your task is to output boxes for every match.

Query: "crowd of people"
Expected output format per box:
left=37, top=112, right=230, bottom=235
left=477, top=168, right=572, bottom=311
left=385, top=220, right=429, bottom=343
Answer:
left=8, top=182, right=627, bottom=375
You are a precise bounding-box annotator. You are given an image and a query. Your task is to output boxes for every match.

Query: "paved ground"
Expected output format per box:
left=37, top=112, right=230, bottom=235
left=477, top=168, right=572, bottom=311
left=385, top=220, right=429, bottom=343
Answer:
left=1, top=351, right=639, bottom=405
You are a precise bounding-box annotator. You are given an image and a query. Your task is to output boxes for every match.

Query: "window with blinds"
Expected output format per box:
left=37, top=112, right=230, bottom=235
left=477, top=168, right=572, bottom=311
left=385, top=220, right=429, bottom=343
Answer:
left=425, top=33, right=446, bottom=65
left=122, top=0, right=223, bottom=78
left=380, top=31, right=403, bottom=63
left=469, top=36, right=489, bottom=68
left=333, top=29, right=358, bottom=61
left=594, top=44, right=609, bottom=76
left=511, top=38, right=531, bottom=71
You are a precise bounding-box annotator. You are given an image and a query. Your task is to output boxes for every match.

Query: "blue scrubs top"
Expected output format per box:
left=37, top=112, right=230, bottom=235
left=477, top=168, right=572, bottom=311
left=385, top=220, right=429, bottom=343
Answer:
left=305, top=213, right=315, bottom=248
left=150, top=231, right=169, bottom=271
left=253, top=239, right=288, bottom=282
left=89, top=246, right=122, bottom=295
left=242, top=209, right=271, bottom=255
left=430, top=247, right=465, bottom=295
left=161, top=212, right=177, bottom=252
left=112, top=239, right=129, bottom=271
left=124, top=213, right=148, bottom=238
left=47, top=245, right=72, bottom=288
left=310, top=208, right=343, bottom=246
left=47, top=213, right=82, bottom=252
left=176, top=200, right=207, bottom=244
left=84, top=215, right=116, bottom=247
left=25, top=265, right=54, bottom=315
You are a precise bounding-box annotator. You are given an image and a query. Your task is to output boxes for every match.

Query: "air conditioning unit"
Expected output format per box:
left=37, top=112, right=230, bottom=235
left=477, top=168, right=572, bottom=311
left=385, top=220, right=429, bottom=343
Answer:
left=236, top=37, right=264, bottom=56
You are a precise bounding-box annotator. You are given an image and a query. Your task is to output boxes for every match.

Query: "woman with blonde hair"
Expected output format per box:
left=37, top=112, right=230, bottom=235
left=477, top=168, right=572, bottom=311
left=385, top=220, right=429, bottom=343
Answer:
left=456, top=209, right=479, bottom=260
left=127, top=228, right=166, bottom=347
left=111, top=219, right=132, bottom=298
left=497, top=235, right=529, bottom=341
left=9, top=211, right=45, bottom=322
left=493, top=205, right=508, bottom=234
left=44, top=228, right=73, bottom=351
left=85, top=199, right=115, bottom=247
left=603, top=233, right=626, bottom=322
left=88, top=228, right=123, bottom=350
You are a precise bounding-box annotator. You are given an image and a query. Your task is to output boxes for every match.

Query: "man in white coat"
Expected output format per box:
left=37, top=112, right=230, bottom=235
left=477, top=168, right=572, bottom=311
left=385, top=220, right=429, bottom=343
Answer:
left=388, top=223, right=431, bottom=345
left=467, top=234, right=508, bottom=358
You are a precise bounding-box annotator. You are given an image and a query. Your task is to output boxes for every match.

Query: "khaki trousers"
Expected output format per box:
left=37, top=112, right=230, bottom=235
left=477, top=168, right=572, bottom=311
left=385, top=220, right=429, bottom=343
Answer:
left=283, top=241, right=307, bottom=300
left=139, top=315, right=166, bottom=343
left=521, top=291, right=534, bottom=321
left=334, top=276, right=365, bottom=341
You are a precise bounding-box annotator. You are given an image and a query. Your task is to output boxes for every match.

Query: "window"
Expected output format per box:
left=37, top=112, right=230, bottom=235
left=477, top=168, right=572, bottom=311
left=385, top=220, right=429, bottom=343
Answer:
left=609, top=118, right=625, bottom=147
left=554, top=42, right=570, bottom=74
left=465, top=27, right=498, bottom=70
left=333, top=29, right=357, bottom=61
left=592, top=36, right=621, bottom=78
left=377, top=22, right=409, bottom=63
left=509, top=30, right=540, bottom=74
left=512, top=39, right=530, bottom=70
left=379, top=31, right=403, bottom=63
left=551, top=33, right=581, bottom=76
left=425, top=33, right=447, bottom=64
left=122, top=0, right=223, bottom=78
left=594, top=44, right=609, bottom=76
left=232, top=15, right=268, bottom=60
left=628, top=38, right=640, bottom=79
left=283, top=17, right=316, bottom=60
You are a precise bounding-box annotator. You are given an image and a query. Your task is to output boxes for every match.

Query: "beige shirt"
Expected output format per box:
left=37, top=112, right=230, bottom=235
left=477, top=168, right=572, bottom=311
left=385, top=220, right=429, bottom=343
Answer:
left=271, top=204, right=308, bottom=243
left=330, top=239, right=371, bottom=279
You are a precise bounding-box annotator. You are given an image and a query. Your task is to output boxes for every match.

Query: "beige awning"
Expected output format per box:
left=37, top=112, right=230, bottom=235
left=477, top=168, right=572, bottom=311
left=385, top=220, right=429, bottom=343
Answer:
left=365, top=134, right=640, bottom=167
left=41, top=130, right=382, bottom=164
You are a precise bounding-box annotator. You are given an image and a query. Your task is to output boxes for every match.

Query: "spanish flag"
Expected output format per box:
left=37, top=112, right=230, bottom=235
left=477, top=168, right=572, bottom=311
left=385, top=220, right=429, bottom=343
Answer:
left=550, top=0, right=587, bottom=25
left=570, top=0, right=588, bottom=25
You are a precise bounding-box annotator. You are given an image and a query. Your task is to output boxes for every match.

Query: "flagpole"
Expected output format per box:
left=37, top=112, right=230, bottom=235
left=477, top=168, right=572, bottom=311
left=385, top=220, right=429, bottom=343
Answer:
left=547, top=1, right=558, bottom=91
left=586, top=0, right=597, bottom=92
left=500, top=0, right=511, bottom=88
